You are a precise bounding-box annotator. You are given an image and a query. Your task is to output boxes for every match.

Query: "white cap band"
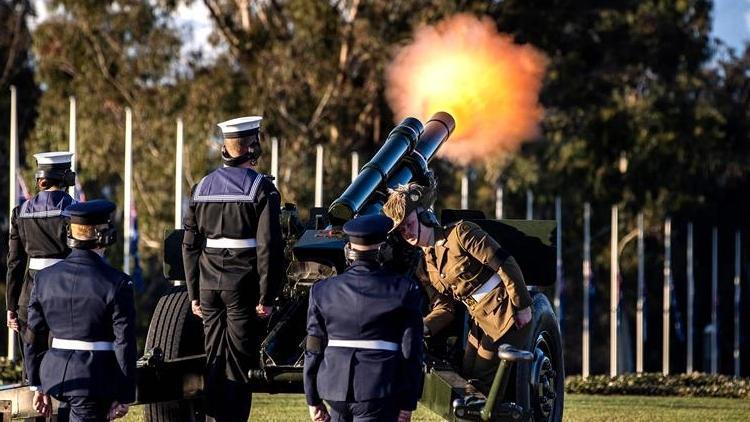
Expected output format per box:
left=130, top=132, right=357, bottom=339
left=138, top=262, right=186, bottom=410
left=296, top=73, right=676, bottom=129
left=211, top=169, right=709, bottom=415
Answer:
left=218, top=116, right=262, bottom=137
left=34, top=152, right=74, bottom=165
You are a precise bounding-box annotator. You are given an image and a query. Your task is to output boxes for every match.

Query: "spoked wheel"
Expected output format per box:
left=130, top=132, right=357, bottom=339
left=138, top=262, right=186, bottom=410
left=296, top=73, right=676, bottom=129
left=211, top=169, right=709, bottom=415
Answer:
left=514, top=291, right=564, bottom=422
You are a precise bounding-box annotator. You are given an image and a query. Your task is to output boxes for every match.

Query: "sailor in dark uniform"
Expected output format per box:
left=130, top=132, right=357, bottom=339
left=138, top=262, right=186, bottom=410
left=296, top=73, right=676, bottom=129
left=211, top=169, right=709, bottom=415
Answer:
left=304, top=215, right=424, bottom=422
left=6, top=152, right=75, bottom=342
left=24, top=199, right=136, bottom=421
left=182, top=116, right=283, bottom=421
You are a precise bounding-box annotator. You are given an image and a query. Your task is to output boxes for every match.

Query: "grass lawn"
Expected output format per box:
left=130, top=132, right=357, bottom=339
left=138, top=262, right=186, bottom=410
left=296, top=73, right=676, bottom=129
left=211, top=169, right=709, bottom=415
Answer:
left=119, top=393, right=750, bottom=421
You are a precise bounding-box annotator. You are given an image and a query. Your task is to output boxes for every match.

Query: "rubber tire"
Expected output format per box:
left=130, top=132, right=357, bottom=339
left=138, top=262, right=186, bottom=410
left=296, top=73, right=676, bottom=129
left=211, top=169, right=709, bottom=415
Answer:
left=513, top=291, right=565, bottom=422
left=143, top=285, right=206, bottom=422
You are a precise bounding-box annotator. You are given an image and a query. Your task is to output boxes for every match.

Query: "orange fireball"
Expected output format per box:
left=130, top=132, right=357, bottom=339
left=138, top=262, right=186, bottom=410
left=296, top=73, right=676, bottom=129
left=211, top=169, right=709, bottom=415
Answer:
left=386, top=14, right=548, bottom=165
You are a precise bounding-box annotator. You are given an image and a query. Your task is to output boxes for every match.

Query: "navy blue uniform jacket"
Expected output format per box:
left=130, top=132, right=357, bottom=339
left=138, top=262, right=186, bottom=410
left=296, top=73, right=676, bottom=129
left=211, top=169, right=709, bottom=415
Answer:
left=182, top=166, right=283, bottom=304
left=24, top=249, right=137, bottom=403
left=304, top=260, right=423, bottom=411
left=6, top=190, right=73, bottom=314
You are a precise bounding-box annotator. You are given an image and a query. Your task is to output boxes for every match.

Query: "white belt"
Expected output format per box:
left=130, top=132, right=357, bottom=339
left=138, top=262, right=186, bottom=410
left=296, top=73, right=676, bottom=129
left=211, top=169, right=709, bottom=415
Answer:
left=471, top=273, right=501, bottom=302
left=28, top=258, right=63, bottom=270
left=205, top=237, right=257, bottom=248
left=52, top=338, right=115, bottom=351
left=327, top=339, right=399, bottom=351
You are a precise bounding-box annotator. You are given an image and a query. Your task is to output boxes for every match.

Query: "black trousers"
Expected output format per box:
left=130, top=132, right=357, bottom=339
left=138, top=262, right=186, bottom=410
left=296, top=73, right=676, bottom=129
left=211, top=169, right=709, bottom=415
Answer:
left=55, top=396, right=110, bottom=422
left=327, top=397, right=400, bottom=422
left=201, top=287, right=261, bottom=422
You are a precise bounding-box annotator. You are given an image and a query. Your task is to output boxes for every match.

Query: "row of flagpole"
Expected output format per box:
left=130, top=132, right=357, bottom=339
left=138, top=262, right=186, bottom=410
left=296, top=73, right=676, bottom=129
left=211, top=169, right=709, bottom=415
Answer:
left=4, top=87, right=747, bottom=377
left=7, top=87, right=17, bottom=360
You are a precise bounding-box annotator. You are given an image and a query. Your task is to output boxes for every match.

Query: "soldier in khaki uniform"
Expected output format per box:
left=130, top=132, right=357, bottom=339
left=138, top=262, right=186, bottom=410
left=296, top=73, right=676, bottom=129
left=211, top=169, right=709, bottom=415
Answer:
left=383, top=183, right=533, bottom=393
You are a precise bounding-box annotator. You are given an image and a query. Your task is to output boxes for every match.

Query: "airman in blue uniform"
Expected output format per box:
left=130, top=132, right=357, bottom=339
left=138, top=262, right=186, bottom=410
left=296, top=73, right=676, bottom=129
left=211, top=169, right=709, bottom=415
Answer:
left=304, top=215, right=423, bottom=422
left=24, top=199, right=136, bottom=422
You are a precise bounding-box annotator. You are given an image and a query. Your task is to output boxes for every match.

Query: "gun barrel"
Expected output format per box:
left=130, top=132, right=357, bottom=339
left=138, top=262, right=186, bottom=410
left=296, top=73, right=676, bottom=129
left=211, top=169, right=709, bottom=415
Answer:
left=388, top=111, right=455, bottom=187
left=357, top=112, right=455, bottom=216
left=328, top=117, right=423, bottom=225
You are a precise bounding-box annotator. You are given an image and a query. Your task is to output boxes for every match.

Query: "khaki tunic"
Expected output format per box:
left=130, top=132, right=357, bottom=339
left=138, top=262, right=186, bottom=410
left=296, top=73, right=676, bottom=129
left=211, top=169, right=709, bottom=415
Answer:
left=419, top=221, right=533, bottom=342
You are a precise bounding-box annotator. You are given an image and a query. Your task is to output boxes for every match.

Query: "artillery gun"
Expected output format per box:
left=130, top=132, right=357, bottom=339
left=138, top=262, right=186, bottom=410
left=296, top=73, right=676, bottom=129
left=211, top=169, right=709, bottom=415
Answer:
left=0, top=112, right=564, bottom=421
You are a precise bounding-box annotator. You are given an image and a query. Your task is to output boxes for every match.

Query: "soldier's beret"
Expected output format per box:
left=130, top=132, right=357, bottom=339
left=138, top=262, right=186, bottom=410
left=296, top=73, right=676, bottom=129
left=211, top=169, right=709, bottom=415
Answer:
left=62, top=199, right=116, bottom=225
left=343, top=214, right=393, bottom=245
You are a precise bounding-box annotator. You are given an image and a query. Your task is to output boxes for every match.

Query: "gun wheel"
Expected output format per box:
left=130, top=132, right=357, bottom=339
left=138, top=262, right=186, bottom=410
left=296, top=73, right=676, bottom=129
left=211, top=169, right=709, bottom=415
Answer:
left=531, top=332, right=559, bottom=420
left=143, top=285, right=206, bottom=422
left=514, top=291, right=564, bottom=422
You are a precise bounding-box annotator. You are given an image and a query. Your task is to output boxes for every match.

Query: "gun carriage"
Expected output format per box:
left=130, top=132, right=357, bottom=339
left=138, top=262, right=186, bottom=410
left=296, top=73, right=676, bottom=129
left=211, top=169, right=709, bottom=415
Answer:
left=0, top=112, right=564, bottom=422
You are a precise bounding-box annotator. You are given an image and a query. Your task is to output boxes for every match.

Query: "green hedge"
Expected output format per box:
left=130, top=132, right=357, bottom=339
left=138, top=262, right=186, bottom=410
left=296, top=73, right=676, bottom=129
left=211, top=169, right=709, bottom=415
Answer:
left=565, top=373, right=750, bottom=398
left=0, top=357, right=22, bottom=384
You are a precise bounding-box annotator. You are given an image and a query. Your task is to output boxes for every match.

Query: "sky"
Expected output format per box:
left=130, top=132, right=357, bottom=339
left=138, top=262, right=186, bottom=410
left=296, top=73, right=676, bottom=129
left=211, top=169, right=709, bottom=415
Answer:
left=713, top=0, right=750, bottom=52
left=31, top=1, right=750, bottom=61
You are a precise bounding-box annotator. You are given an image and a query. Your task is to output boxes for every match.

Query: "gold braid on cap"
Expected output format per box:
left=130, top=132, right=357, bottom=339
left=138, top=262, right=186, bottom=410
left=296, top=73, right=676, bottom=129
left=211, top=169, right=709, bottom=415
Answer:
left=383, top=182, right=436, bottom=228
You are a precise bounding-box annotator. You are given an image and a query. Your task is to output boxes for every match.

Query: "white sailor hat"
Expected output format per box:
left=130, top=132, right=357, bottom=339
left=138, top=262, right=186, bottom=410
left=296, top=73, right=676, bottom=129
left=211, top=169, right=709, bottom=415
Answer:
left=33, top=152, right=74, bottom=166
left=217, top=116, right=262, bottom=139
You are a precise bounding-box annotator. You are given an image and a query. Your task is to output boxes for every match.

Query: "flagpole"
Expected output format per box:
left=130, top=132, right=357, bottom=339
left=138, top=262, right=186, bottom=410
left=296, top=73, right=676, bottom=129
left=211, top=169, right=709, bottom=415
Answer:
left=123, top=107, right=133, bottom=275
left=7, top=86, right=18, bottom=361
left=526, top=190, right=534, bottom=220
left=582, top=202, right=591, bottom=378
left=711, top=227, right=718, bottom=374
left=636, top=213, right=645, bottom=373
left=461, top=169, right=469, bottom=209
left=315, top=144, right=323, bottom=207
left=68, top=96, right=77, bottom=198
left=554, top=196, right=562, bottom=319
left=271, top=137, right=279, bottom=188
left=610, top=205, right=618, bottom=377
left=734, top=231, right=741, bottom=377
left=351, top=151, right=359, bottom=182
left=495, top=184, right=503, bottom=219
left=174, top=118, right=183, bottom=229
left=686, top=222, right=694, bottom=374
left=663, top=217, right=672, bottom=375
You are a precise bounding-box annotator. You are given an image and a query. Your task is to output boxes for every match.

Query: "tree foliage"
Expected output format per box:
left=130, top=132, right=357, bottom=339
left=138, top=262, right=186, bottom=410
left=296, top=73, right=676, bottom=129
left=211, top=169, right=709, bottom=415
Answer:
left=1, top=0, right=749, bottom=373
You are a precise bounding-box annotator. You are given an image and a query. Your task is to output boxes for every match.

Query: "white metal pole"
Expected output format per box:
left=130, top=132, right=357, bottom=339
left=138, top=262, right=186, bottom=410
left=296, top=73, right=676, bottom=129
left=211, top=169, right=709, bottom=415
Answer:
left=461, top=170, right=469, bottom=210
left=610, top=205, right=618, bottom=377
left=351, top=151, right=359, bottom=182
left=734, top=231, right=741, bottom=377
left=582, top=202, right=591, bottom=378
left=663, top=217, right=672, bottom=375
left=174, top=118, right=183, bottom=229
left=636, top=212, right=645, bottom=373
left=711, top=227, right=718, bottom=374
left=7, top=86, right=18, bottom=361
left=315, top=144, right=323, bottom=207
left=687, top=222, right=694, bottom=374
left=271, top=137, right=279, bottom=187
left=495, top=184, right=503, bottom=219
left=554, top=196, right=562, bottom=318
left=526, top=189, right=534, bottom=220
left=123, top=108, right=133, bottom=275
left=68, top=96, right=77, bottom=198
